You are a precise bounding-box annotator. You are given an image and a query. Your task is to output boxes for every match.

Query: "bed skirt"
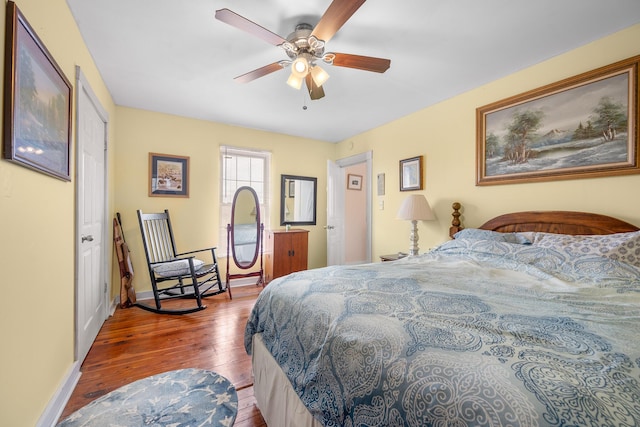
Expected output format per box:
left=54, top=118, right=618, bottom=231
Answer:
left=251, top=333, right=321, bottom=427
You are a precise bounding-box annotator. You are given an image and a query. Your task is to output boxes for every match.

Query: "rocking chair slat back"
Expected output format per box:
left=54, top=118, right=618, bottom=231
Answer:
left=140, top=212, right=177, bottom=263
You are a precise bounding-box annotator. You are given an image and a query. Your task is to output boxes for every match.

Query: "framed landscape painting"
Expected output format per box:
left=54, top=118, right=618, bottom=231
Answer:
left=2, top=1, right=72, bottom=181
left=476, top=55, right=639, bottom=185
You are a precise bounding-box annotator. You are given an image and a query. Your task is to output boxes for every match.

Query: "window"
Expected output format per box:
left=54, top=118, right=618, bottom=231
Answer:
left=219, top=146, right=271, bottom=256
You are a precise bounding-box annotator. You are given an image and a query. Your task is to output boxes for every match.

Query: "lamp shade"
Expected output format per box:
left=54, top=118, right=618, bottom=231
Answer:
left=286, top=73, right=304, bottom=90
left=310, top=65, right=330, bottom=87
left=396, top=194, right=435, bottom=221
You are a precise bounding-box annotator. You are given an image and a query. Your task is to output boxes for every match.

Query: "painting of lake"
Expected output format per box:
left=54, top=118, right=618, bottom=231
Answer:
left=477, top=58, right=638, bottom=185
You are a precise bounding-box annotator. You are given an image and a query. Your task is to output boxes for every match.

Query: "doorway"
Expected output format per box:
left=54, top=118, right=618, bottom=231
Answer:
left=75, top=67, right=109, bottom=364
left=327, top=151, right=372, bottom=265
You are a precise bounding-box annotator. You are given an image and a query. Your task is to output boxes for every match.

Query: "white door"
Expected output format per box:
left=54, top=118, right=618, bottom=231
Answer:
left=76, top=67, right=109, bottom=363
left=327, top=152, right=373, bottom=266
left=326, top=160, right=345, bottom=265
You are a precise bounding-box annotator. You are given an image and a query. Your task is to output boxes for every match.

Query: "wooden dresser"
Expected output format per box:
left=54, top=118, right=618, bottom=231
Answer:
left=264, top=229, right=309, bottom=283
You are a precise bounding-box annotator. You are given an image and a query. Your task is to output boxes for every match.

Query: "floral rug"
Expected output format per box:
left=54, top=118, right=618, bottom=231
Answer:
left=58, top=368, right=238, bottom=426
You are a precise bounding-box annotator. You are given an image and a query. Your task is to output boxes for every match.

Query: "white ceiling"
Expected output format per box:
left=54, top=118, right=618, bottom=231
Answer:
left=66, top=0, right=640, bottom=143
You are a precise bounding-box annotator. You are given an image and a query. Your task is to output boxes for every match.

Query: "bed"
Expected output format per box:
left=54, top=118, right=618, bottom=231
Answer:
left=245, top=204, right=640, bottom=426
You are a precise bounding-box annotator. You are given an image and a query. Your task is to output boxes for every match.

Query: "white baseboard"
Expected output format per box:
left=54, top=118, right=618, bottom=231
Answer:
left=115, top=280, right=257, bottom=305
left=36, top=362, right=82, bottom=427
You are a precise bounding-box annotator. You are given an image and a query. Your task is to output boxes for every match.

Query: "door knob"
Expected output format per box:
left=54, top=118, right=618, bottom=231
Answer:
left=324, top=225, right=335, bottom=230
left=81, top=235, right=94, bottom=242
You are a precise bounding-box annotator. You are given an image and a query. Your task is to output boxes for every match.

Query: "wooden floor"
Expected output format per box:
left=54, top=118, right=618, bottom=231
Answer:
left=59, top=285, right=267, bottom=426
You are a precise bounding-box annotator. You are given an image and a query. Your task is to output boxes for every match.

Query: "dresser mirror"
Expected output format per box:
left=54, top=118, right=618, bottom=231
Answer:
left=280, top=175, right=317, bottom=226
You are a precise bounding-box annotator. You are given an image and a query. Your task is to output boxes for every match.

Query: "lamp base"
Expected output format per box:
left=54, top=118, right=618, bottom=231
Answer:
left=408, top=219, right=419, bottom=256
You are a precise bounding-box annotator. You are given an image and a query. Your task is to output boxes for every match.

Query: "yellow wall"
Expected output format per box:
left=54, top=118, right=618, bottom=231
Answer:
left=114, top=107, right=334, bottom=298
left=0, top=0, right=117, bottom=426
left=338, top=24, right=640, bottom=258
left=1, top=0, right=638, bottom=424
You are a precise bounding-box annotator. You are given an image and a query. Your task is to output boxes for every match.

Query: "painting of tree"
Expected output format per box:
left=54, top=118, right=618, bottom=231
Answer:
left=477, top=56, right=639, bottom=185
left=3, top=2, right=72, bottom=180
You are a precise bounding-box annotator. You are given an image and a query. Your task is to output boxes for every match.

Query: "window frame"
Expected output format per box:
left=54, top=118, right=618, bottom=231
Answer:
left=219, top=146, right=271, bottom=256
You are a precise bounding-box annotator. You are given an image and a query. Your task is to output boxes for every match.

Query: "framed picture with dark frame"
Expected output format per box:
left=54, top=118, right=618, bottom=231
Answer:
left=399, top=156, right=423, bottom=191
left=288, top=180, right=295, bottom=198
left=477, top=55, right=640, bottom=186
left=2, top=1, right=72, bottom=181
left=347, top=174, right=362, bottom=190
left=149, top=153, right=189, bottom=197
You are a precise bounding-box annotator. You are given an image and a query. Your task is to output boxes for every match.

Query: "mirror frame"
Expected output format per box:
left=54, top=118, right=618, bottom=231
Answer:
left=230, top=186, right=261, bottom=269
left=280, top=174, right=317, bottom=226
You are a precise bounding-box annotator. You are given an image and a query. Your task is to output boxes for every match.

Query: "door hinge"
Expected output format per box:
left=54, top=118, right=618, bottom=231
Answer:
left=104, top=282, right=108, bottom=294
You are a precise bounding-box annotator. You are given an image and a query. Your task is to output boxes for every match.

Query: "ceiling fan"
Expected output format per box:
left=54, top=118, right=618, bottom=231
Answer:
left=215, top=0, right=391, bottom=100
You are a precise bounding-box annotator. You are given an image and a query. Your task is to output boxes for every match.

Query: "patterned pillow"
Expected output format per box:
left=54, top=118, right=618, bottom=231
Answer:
left=153, top=258, right=205, bottom=277
left=533, top=231, right=640, bottom=268
left=454, top=228, right=531, bottom=244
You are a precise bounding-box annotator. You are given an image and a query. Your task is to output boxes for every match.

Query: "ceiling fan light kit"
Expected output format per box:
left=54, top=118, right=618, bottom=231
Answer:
left=215, top=0, right=391, bottom=101
left=286, top=73, right=304, bottom=90
left=310, top=65, right=330, bottom=87
left=291, top=55, right=310, bottom=77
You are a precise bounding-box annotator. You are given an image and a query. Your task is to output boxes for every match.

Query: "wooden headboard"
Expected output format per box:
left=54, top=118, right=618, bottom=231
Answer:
left=449, top=202, right=639, bottom=238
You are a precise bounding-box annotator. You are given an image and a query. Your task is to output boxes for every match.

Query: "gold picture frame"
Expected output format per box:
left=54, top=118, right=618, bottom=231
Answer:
left=477, top=55, right=640, bottom=186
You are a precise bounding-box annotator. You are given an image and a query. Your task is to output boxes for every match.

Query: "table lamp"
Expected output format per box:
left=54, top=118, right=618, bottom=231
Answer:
left=396, top=194, right=435, bottom=256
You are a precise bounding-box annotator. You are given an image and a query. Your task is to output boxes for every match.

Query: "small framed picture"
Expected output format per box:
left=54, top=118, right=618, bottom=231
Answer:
left=288, top=180, right=295, bottom=198
left=377, top=173, right=385, bottom=196
left=400, top=156, right=423, bottom=191
left=347, top=174, right=362, bottom=190
left=149, top=153, right=189, bottom=197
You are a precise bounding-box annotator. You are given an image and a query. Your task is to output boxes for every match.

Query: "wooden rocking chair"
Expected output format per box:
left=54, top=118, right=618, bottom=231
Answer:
left=137, top=209, right=226, bottom=314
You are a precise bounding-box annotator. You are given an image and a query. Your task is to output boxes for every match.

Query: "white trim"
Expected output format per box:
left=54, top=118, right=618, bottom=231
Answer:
left=114, top=278, right=257, bottom=306
left=35, top=362, right=81, bottom=427
left=74, top=66, right=110, bottom=361
left=219, top=146, right=271, bottom=256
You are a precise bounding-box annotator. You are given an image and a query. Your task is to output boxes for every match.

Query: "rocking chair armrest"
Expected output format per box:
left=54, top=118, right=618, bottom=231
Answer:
left=175, top=247, right=217, bottom=257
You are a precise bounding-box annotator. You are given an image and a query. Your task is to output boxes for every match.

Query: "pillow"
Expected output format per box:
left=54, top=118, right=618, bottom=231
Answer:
left=533, top=230, right=640, bottom=268
left=453, top=228, right=532, bottom=244
left=153, top=258, right=205, bottom=277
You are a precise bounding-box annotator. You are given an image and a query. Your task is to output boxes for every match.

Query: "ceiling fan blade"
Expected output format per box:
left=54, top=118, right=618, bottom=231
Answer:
left=311, top=0, right=366, bottom=43
left=234, top=62, right=286, bottom=83
left=331, top=53, right=390, bottom=73
left=215, top=8, right=287, bottom=46
left=305, top=74, right=325, bottom=100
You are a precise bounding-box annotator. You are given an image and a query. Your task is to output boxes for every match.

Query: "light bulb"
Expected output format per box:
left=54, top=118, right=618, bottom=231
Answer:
left=291, top=57, right=309, bottom=77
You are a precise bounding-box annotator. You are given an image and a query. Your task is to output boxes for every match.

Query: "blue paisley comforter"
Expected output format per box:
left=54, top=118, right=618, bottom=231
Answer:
left=245, top=238, right=640, bottom=426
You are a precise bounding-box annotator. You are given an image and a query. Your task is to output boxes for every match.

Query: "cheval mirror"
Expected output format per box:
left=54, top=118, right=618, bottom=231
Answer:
left=226, top=186, right=264, bottom=291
